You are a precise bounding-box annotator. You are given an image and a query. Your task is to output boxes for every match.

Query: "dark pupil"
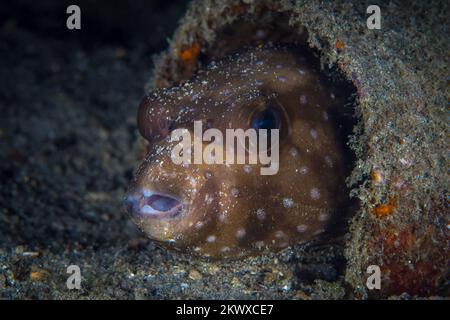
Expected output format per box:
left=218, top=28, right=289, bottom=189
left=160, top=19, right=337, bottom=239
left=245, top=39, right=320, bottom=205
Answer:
left=251, top=107, right=280, bottom=131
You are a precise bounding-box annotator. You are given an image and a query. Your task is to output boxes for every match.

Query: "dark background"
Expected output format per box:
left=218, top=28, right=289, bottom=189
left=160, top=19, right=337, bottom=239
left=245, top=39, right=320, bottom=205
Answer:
left=0, top=0, right=188, bottom=250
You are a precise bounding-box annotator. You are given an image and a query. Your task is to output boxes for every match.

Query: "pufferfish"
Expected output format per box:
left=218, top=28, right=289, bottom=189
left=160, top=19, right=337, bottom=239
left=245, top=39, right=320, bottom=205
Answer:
left=125, top=45, right=352, bottom=258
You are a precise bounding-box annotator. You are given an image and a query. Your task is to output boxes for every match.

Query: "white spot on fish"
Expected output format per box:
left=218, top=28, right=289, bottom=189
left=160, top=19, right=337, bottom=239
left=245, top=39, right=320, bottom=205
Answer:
left=204, top=194, right=214, bottom=205
left=289, top=147, right=299, bottom=157
left=318, top=213, right=329, bottom=221
left=207, top=235, right=216, bottom=243
left=204, top=171, right=213, bottom=179
left=218, top=212, right=228, bottom=223
left=296, top=224, right=308, bottom=233
left=324, top=155, right=334, bottom=168
left=236, top=228, right=246, bottom=239
left=300, top=166, right=308, bottom=175
left=256, top=208, right=266, bottom=220
left=274, top=230, right=286, bottom=239
left=310, top=188, right=321, bottom=200
left=195, top=221, right=204, bottom=229
left=300, top=95, right=307, bottom=105
left=310, top=129, right=318, bottom=139
left=283, top=198, right=294, bottom=208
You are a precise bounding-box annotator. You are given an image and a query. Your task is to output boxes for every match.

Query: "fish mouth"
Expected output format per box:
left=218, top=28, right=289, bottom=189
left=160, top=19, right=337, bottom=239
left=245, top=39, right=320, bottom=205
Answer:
left=125, top=189, right=185, bottom=219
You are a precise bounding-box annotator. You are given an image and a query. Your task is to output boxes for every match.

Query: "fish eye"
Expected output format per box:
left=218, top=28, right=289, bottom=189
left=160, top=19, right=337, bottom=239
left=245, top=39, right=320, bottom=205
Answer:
left=245, top=100, right=289, bottom=152
left=137, top=98, right=172, bottom=142
left=250, top=105, right=281, bottom=132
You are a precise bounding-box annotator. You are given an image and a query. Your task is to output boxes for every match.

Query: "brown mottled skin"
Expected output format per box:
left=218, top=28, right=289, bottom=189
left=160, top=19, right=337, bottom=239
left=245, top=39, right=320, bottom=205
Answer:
left=126, top=46, right=351, bottom=258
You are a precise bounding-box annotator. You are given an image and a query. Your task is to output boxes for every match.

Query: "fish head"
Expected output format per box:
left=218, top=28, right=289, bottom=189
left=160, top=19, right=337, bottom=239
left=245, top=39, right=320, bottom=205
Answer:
left=125, top=46, right=353, bottom=257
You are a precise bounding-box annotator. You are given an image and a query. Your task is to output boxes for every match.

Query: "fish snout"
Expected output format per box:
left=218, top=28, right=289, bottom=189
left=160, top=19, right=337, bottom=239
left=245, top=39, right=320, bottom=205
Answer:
left=124, top=146, right=202, bottom=242
left=124, top=184, right=188, bottom=242
left=125, top=188, right=185, bottom=220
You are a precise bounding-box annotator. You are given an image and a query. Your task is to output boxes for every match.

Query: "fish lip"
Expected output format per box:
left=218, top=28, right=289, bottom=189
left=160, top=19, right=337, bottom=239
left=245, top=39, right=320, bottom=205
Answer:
left=124, top=189, right=186, bottom=220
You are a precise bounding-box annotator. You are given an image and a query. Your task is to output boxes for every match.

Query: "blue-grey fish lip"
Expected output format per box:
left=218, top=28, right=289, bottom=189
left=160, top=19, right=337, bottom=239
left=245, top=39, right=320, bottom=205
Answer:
left=124, top=189, right=186, bottom=220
